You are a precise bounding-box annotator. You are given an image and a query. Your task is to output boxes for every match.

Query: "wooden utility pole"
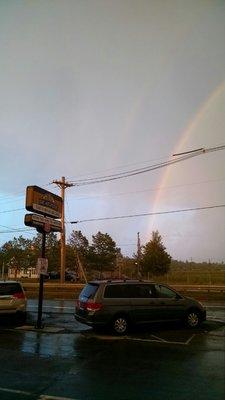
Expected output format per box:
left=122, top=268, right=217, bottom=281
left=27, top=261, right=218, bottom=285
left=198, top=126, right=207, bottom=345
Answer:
left=52, top=177, right=74, bottom=283
left=75, top=250, right=87, bottom=283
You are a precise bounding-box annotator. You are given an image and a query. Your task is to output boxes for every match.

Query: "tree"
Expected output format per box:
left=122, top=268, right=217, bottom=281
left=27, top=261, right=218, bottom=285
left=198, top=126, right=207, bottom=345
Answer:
left=31, top=233, right=60, bottom=271
left=117, top=256, right=137, bottom=278
left=67, top=230, right=90, bottom=274
left=89, top=231, right=120, bottom=273
left=1, top=236, right=33, bottom=271
left=68, top=230, right=89, bottom=259
left=141, top=231, right=171, bottom=276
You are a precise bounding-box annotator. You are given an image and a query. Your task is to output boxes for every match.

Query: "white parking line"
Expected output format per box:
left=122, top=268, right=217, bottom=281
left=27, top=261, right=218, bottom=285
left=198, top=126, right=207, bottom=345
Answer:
left=39, top=396, right=78, bottom=400
left=89, top=333, right=196, bottom=346
left=128, top=336, right=194, bottom=345
left=150, top=334, right=167, bottom=343
left=0, top=387, right=31, bottom=396
left=130, top=333, right=196, bottom=346
left=185, top=334, right=195, bottom=345
left=0, top=387, right=78, bottom=400
left=128, top=337, right=163, bottom=343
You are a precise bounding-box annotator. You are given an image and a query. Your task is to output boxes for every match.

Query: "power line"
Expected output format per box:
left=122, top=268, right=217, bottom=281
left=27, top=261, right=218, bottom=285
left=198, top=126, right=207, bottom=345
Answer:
left=68, top=154, right=170, bottom=181
left=0, top=183, right=51, bottom=203
left=68, top=145, right=225, bottom=186
left=173, top=147, right=204, bottom=156
left=0, top=208, right=24, bottom=214
left=68, top=177, right=225, bottom=201
left=0, top=228, right=35, bottom=234
left=0, top=223, right=35, bottom=234
left=0, top=223, right=24, bottom=231
left=0, top=192, right=24, bottom=201
left=70, top=152, right=197, bottom=184
left=70, top=204, right=225, bottom=224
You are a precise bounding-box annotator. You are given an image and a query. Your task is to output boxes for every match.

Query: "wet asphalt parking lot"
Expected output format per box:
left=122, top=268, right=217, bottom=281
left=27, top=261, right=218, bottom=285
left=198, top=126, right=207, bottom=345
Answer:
left=0, top=300, right=224, bottom=400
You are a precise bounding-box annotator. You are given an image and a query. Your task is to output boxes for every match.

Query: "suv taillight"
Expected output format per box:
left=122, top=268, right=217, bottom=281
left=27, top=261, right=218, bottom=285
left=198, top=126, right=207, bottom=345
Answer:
left=13, top=292, right=25, bottom=299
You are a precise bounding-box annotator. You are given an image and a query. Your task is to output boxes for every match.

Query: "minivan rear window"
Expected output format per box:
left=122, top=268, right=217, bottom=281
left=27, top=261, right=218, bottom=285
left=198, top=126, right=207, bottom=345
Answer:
left=0, top=283, right=22, bottom=295
left=79, top=283, right=99, bottom=300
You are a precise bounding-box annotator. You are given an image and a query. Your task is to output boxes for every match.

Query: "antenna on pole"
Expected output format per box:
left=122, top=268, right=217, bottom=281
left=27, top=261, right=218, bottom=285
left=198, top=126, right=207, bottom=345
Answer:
left=137, top=232, right=141, bottom=278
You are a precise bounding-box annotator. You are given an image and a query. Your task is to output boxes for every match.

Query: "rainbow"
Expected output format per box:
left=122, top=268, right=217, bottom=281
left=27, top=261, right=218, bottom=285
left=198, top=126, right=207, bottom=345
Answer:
left=149, top=80, right=225, bottom=232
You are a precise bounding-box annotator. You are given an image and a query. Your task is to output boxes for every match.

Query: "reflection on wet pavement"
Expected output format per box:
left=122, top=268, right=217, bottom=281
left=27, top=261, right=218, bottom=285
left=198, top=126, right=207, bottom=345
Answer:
left=4, top=319, right=221, bottom=360
left=0, top=302, right=224, bottom=400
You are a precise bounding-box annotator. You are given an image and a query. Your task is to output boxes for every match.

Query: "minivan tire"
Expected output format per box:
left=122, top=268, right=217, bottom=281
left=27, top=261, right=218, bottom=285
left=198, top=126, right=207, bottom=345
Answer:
left=112, top=315, right=129, bottom=335
left=185, top=310, right=201, bottom=328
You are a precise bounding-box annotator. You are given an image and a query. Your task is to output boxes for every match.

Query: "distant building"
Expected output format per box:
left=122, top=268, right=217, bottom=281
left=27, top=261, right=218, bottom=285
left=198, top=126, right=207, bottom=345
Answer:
left=8, top=266, right=38, bottom=279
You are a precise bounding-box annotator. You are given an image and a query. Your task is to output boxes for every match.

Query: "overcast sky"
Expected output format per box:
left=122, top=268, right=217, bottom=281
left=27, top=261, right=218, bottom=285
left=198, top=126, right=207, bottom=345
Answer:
left=0, top=0, right=225, bottom=262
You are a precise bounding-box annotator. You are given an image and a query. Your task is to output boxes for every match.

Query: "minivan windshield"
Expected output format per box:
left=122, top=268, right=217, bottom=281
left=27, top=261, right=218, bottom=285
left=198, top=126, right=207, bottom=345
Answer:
left=79, top=283, right=99, bottom=300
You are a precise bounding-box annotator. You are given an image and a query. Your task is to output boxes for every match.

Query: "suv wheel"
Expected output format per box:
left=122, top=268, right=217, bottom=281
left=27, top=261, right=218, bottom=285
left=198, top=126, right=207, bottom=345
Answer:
left=185, top=310, right=200, bottom=328
left=112, top=315, right=129, bottom=335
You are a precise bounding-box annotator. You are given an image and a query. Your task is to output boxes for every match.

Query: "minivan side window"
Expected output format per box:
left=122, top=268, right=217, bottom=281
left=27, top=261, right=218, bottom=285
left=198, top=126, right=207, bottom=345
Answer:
left=104, top=284, right=156, bottom=298
left=128, top=284, right=155, bottom=298
left=104, top=284, right=129, bottom=298
left=155, top=284, right=177, bottom=299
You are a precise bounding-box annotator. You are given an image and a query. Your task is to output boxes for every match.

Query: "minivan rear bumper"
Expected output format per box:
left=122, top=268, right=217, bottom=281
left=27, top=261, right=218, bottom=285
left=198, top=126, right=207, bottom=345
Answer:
left=74, top=313, right=105, bottom=327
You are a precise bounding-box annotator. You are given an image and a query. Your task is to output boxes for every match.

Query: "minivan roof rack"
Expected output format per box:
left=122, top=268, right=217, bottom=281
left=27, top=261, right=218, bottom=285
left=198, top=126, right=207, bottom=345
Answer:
left=106, top=278, right=144, bottom=283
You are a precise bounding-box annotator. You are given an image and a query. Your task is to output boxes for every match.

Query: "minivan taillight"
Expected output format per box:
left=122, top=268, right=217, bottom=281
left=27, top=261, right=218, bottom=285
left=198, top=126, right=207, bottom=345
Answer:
left=86, top=301, right=102, bottom=311
left=77, top=299, right=102, bottom=311
left=13, top=292, right=25, bottom=300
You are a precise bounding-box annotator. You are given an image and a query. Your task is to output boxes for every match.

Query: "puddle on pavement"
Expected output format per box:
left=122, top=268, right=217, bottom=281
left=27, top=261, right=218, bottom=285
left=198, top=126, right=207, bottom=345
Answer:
left=19, top=331, right=80, bottom=358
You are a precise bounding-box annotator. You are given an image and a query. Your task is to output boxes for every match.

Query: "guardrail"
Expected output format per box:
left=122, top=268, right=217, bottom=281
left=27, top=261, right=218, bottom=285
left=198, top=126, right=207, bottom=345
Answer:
left=173, top=285, right=225, bottom=293
left=22, top=282, right=225, bottom=300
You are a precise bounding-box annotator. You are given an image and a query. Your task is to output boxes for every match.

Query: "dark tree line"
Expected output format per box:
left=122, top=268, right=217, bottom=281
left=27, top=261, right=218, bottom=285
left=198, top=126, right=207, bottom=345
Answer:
left=0, top=230, right=172, bottom=278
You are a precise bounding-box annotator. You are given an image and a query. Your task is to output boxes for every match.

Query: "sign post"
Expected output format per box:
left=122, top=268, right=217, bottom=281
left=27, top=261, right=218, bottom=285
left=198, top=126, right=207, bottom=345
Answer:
left=36, top=231, right=46, bottom=329
left=25, top=186, right=62, bottom=329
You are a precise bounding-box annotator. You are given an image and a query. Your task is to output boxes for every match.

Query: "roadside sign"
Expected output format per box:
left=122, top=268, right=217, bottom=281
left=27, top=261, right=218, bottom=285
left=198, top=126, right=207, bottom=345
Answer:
left=26, top=186, right=62, bottom=219
left=24, top=213, right=62, bottom=232
left=25, top=185, right=61, bottom=329
left=36, top=258, right=48, bottom=276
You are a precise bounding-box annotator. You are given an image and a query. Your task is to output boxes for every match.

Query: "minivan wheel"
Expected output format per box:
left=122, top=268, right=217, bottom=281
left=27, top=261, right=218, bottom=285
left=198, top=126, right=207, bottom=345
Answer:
left=185, top=310, right=200, bottom=328
left=112, top=315, right=129, bottom=335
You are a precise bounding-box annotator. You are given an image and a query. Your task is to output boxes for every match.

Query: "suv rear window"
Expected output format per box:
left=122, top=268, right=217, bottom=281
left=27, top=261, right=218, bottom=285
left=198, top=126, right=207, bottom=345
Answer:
left=0, top=283, right=23, bottom=295
left=79, top=283, right=99, bottom=300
